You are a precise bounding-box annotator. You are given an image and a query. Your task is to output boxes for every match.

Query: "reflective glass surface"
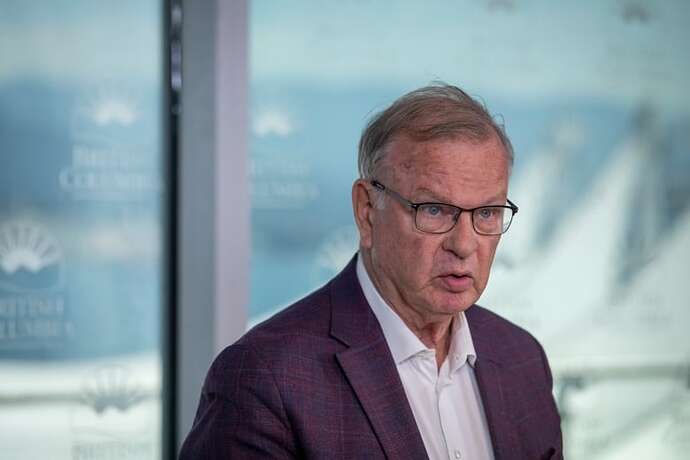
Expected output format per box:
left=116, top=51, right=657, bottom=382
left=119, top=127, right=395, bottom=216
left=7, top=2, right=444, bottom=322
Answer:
left=0, top=2, right=166, bottom=458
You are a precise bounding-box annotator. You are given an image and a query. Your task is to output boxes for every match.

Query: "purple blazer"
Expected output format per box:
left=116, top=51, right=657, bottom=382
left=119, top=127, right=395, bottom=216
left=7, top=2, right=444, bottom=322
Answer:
left=180, top=256, right=563, bottom=459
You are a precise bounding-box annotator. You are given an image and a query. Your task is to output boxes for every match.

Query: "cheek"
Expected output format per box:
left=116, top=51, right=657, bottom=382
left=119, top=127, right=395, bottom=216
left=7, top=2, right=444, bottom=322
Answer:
left=376, top=227, right=412, bottom=264
left=476, top=240, right=500, bottom=285
left=396, top=236, right=441, bottom=287
left=371, top=217, right=401, bottom=264
left=373, top=221, right=430, bottom=278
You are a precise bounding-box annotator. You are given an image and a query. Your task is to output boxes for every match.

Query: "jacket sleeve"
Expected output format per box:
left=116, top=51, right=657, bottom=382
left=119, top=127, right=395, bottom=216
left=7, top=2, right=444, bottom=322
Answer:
left=179, top=343, right=298, bottom=459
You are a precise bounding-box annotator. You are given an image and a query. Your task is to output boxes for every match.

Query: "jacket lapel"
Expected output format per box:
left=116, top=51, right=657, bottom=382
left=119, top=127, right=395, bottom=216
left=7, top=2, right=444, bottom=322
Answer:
left=336, top=340, right=428, bottom=460
left=466, top=306, right=518, bottom=460
left=330, top=256, right=428, bottom=460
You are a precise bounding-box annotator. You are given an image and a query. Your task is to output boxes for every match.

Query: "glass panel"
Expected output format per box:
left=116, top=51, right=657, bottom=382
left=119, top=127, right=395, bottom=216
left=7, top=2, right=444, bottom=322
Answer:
left=0, top=1, right=166, bottom=459
left=249, top=1, right=690, bottom=458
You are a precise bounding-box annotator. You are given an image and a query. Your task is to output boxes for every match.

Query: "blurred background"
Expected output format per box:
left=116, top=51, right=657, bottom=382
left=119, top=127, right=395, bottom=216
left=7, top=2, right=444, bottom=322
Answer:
left=1, top=1, right=688, bottom=458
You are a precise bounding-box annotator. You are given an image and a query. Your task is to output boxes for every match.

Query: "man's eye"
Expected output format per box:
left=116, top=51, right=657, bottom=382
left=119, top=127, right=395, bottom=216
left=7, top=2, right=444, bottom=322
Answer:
left=477, top=208, right=499, bottom=219
left=419, top=205, right=446, bottom=217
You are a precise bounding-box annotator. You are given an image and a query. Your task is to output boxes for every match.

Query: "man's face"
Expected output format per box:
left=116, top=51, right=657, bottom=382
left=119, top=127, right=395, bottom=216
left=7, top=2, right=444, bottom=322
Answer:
left=355, top=134, right=509, bottom=322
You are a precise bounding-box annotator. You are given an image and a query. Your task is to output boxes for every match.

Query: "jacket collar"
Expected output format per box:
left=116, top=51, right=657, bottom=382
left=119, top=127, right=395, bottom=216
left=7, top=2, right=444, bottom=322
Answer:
left=330, top=255, right=429, bottom=460
left=465, top=305, right=518, bottom=460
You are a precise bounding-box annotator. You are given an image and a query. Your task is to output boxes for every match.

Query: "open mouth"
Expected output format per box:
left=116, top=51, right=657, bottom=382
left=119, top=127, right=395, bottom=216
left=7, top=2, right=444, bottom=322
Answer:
left=439, top=273, right=473, bottom=291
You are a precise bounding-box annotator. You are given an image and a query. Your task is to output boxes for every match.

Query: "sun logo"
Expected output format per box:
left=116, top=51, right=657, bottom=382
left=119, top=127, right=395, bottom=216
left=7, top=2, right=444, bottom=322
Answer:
left=78, top=89, right=140, bottom=127
left=0, top=221, right=63, bottom=292
left=253, top=108, right=294, bottom=137
left=81, top=367, right=144, bottom=414
left=315, top=226, right=359, bottom=278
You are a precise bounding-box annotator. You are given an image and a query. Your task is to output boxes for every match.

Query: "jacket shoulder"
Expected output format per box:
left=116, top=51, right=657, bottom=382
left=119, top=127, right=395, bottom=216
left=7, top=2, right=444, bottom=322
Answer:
left=242, top=282, right=333, bottom=343
left=467, top=304, right=548, bottom=362
left=212, top=282, right=340, bottom=372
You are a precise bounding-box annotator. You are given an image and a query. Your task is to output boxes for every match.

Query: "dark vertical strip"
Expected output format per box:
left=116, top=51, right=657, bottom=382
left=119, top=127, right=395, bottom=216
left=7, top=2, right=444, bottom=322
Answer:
left=163, top=0, right=181, bottom=458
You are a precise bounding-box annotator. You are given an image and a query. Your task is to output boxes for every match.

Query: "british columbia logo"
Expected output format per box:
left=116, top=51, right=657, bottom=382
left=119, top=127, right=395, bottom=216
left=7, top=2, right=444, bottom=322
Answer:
left=0, top=221, right=64, bottom=293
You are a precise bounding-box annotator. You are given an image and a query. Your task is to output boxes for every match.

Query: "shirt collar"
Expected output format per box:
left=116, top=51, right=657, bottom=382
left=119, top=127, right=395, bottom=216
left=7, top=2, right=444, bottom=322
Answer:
left=356, top=254, right=478, bottom=368
left=448, top=309, right=478, bottom=370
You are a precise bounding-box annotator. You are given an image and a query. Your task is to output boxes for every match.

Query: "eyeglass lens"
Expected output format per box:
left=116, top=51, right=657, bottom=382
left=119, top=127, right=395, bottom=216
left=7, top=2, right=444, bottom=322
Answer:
left=415, top=204, right=512, bottom=235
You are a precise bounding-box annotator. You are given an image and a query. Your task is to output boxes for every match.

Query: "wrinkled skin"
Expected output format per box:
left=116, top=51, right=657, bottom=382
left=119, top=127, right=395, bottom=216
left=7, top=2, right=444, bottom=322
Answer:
left=353, top=134, right=509, bottom=349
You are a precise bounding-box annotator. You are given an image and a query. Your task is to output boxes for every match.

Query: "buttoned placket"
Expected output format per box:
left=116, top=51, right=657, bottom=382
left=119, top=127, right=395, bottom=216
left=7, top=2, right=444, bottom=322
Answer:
left=438, top=353, right=466, bottom=460
left=411, top=349, right=469, bottom=460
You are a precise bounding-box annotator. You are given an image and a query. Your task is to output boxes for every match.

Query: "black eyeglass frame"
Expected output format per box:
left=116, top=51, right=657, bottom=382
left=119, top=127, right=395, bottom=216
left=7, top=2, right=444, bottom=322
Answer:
left=370, top=180, right=519, bottom=236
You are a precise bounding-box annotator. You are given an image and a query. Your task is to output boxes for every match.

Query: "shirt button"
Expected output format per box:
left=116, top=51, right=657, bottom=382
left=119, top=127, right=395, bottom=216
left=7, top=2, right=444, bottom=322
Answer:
left=454, top=450, right=462, bottom=459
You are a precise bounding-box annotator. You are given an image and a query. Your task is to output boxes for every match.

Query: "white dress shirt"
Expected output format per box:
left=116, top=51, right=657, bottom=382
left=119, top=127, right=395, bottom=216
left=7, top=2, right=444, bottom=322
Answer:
left=356, top=256, right=495, bottom=460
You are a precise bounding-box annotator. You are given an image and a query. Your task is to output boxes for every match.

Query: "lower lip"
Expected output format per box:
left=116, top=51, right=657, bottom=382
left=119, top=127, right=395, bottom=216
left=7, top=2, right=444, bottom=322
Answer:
left=439, top=275, right=473, bottom=291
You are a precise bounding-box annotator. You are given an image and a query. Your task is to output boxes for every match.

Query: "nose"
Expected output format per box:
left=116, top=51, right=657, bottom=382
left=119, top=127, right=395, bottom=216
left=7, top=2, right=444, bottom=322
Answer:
left=442, top=211, right=478, bottom=259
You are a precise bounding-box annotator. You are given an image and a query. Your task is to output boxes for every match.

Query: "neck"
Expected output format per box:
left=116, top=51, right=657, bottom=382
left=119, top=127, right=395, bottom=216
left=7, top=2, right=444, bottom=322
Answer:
left=360, top=250, right=454, bottom=368
left=410, top=319, right=453, bottom=369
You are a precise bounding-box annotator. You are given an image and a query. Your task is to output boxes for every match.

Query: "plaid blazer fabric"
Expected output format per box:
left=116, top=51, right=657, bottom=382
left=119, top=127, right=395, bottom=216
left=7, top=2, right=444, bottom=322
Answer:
left=179, top=256, right=563, bottom=459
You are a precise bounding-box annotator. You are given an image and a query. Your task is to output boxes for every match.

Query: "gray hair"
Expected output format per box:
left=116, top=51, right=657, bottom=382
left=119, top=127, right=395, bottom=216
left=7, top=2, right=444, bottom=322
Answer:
left=358, top=83, right=513, bottom=179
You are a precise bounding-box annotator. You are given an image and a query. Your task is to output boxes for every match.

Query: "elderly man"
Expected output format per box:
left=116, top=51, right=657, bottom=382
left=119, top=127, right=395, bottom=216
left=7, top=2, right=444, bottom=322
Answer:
left=180, top=84, right=563, bottom=460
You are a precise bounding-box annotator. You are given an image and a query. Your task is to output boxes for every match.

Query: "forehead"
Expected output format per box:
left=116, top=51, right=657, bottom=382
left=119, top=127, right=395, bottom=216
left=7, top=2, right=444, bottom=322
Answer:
left=383, top=135, right=509, bottom=201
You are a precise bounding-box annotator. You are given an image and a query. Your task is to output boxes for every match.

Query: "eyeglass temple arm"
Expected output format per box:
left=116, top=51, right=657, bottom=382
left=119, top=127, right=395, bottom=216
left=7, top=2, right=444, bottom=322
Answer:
left=507, top=198, right=518, bottom=213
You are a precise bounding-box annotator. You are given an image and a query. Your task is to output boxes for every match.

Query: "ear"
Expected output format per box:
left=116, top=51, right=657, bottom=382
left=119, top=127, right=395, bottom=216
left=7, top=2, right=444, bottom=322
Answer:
left=352, top=179, right=375, bottom=249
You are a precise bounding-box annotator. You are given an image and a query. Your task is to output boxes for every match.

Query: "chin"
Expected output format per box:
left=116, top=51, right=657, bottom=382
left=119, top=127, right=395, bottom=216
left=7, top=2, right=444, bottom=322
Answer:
left=451, top=293, right=479, bottom=312
left=434, top=297, right=475, bottom=315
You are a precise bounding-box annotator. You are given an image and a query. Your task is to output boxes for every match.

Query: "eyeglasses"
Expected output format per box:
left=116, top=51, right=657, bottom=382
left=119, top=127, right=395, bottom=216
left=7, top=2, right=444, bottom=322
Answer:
left=370, top=180, right=518, bottom=236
